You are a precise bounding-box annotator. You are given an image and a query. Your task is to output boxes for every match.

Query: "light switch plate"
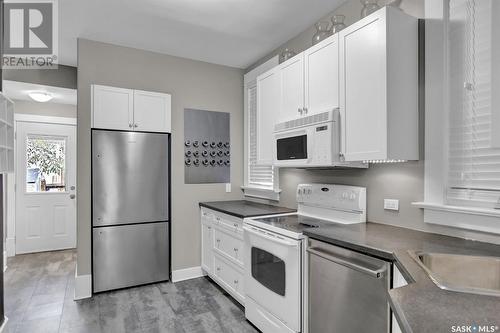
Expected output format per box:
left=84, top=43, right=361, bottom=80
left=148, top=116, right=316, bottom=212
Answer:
left=225, top=183, right=231, bottom=193
left=384, top=199, right=399, bottom=211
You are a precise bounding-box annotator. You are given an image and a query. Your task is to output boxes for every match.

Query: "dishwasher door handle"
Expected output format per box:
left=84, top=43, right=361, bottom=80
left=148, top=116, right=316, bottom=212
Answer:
left=307, top=247, right=386, bottom=279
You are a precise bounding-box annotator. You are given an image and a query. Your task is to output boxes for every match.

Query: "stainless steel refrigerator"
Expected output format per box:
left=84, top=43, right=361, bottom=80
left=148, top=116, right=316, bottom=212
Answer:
left=92, top=130, right=170, bottom=293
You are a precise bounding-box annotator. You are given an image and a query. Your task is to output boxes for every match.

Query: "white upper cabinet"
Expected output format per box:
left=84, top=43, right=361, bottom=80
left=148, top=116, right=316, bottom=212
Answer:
left=304, top=34, right=339, bottom=115
left=256, top=67, right=281, bottom=164
left=279, top=53, right=305, bottom=122
left=92, top=85, right=134, bottom=131
left=339, top=7, right=418, bottom=162
left=133, top=90, right=172, bottom=133
left=92, top=85, right=171, bottom=133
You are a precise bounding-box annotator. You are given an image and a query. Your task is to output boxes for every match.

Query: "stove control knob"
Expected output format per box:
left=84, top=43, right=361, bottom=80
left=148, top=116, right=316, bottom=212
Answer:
left=210, top=160, right=216, bottom=166
left=217, top=141, right=223, bottom=148
left=185, top=158, right=192, bottom=166
left=185, top=151, right=192, bottom=157
left=193, top=151, right=200, bottom=157
left=193, top=159, right=200, bottom=166
left=184, top=140, right=191, bottom=147
left=202, top=141, right=209, bottom=147
left=217, top=150, right=224, bottom=157
left=202, top=151, right=208, bottom=157
left=193, top=140, right=200, bottom=148
left=202, top=159, right=209, bottom=166
left=225, top=151, right=230, bottom=157
left=218, top=159, right=224, bottom=166
left=210, top=151, right=217, bottom=157
left=210, top=142, right=217, bottom=148
left=224, top=142, right=230, bottom=148
left=224, top=160, right=230, bottom=166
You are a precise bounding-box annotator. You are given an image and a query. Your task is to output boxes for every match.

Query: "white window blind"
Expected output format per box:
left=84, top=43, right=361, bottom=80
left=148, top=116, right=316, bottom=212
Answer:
left=248, top=84, right=275, bottom=188
left=447, top=0, right=500, bottom=208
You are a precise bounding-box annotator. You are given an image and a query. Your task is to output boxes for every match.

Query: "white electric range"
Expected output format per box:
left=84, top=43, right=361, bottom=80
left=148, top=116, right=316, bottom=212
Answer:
left=243, top=183, right=367, bottom=333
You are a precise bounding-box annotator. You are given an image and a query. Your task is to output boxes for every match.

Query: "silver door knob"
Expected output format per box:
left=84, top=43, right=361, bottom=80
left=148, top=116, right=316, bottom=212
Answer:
left=69, top=194, right=76, bottom=199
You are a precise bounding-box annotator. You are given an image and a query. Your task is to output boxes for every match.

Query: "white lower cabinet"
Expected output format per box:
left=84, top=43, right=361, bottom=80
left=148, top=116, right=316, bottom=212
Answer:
left=391, top=265, right=409, bottom=333
left=201, top=208, right=245, bottom=305
left=214, top=254, right=245, bottom=303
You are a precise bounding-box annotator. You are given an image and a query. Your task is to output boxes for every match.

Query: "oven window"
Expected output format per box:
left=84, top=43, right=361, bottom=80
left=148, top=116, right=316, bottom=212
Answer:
left=277, top=135, right=307, bottom=160
left=251, top=247, right=286, bottom=296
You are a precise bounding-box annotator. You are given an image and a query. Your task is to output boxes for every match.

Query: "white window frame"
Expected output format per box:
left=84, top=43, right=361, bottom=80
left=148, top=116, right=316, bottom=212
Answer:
left=414, top=0, right=500, bottom=234
left=243, top=56, right=281, bottom=201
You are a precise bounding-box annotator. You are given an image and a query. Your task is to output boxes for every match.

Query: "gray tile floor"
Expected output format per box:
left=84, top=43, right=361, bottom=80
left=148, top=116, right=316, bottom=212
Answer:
left=4, top=250, right=259, bottom=333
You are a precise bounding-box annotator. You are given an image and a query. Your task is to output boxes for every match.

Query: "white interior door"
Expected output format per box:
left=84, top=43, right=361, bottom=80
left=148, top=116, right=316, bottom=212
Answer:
left=15, top=121, right=77, bottom=254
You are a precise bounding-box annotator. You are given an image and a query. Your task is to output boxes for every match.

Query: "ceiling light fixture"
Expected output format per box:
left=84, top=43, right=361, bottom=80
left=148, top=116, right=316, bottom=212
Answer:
left=28, top=92, right=53, bottom=103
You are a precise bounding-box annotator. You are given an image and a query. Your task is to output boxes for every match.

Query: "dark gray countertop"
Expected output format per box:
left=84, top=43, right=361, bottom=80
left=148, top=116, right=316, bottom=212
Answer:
left=199, top=200, right=296, bottom=219
left=304, top=223, right=500, bottom=333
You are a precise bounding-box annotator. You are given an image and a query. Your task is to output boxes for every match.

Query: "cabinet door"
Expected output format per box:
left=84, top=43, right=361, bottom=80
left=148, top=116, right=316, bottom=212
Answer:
left=339, top=11, right=388, bottom=161
left=92, top=85, right=134, bottom=130
left=256, top=67, right=281, bottom=164
left=279, top=53, right=304, bottom=122
left=201, top=220, right=214, bottom=274
left=133, top=90, right=172, bottom=133
left=304, top=34, right=339, bottom=115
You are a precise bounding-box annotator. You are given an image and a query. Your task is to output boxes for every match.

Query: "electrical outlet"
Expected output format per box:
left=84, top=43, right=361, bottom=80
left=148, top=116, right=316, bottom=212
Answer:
left=225, top=183, right=231, bottom=193
left=384, top=199, right=399, bottom=211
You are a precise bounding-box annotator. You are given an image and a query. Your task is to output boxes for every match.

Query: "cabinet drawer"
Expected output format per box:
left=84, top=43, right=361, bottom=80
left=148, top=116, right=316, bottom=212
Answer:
left=213, top=212, right=243, bottom=236
left=214, top=254, right=245, bottom=303
left=201, top=208, right=214, bottom=223
left=214, top=227, right=243, bottom=267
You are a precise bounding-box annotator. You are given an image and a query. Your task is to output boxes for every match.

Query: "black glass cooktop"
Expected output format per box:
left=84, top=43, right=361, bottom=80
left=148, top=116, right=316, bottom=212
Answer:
left=252, top=214, right=328, bottom=233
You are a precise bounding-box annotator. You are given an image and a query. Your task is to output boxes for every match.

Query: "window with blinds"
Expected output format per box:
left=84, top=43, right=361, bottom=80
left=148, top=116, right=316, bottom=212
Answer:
left=247, top=85, right=275, bottom=188
left=447, top=0, right=500, bottom=208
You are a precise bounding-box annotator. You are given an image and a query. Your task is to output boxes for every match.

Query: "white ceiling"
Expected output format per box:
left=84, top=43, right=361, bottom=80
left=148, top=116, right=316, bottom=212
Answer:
left=59, top=0, right=345, bottom=68
left=2, top=80, right=77, bottom=105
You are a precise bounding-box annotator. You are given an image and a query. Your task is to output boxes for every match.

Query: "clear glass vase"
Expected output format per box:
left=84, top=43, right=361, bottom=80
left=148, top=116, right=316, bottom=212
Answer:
left=331, top=15, right=346, bottom=34
left=312, top=21, right=332, bottom=45
left=279, top=48, right=297, bottom=63
left=361, top=0, right=380, bottom=18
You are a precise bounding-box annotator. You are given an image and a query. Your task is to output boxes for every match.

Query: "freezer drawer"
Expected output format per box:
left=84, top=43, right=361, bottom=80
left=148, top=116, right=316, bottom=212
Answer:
left=92, top=130, right=169, bottom=227
left=93, top=222, right=170, bottom=292
left=308, top=239, right=390, bottom=333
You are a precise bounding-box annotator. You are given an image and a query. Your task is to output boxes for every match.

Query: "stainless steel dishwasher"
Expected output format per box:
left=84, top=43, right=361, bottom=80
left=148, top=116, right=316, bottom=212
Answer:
left=308, top=239, right=390, bottom=333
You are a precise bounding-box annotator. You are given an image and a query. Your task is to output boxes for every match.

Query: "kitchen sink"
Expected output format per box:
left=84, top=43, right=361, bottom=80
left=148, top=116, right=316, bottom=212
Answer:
left=409, top=251, right=500, bottom=297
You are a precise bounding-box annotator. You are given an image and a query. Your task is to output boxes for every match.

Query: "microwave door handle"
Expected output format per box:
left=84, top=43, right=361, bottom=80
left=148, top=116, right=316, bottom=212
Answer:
left=243, top=226, right=298, bottom=247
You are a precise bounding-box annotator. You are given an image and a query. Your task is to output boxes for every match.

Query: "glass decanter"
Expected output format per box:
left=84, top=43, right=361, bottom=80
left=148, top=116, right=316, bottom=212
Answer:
left=331, top=15, right=346, bottom=34
left=312, top=21, right=332, bottom=45
left=361, top=0, right=380, bottom=18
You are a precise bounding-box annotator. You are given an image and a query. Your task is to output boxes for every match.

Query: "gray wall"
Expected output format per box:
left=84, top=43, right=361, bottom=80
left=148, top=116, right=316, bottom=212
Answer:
left=3, top=65, right=77, bottom=89
left=13, top=100, right=77, bottom=118
left=247, top=0, right=500, bottom=245
left=77, top=39, right=244, bottom=276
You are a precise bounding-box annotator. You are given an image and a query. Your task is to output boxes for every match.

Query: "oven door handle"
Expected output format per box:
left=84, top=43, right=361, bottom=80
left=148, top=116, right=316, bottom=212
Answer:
left=307, top=247, right=386, bottom=279
left=243, top=226, right=299, bottom=247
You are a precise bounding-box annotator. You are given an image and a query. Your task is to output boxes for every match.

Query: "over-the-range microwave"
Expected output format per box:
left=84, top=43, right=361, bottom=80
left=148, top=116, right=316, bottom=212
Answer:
left=273, top=109, right=366, bottom=168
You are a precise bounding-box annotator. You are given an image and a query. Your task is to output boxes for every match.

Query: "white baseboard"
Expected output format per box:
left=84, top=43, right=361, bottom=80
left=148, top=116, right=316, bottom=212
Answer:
left=6, top=238, right=15, bottom=257
left=0, top=317, right=8, bottom=333
left=74, top=272, right=92, bottom=300
left=172, top=266, right=205, bottom=283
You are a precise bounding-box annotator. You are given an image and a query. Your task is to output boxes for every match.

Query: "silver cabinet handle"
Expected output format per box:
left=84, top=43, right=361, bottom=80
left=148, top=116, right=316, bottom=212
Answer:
left=307, top=247, right=386, bottom=278
left=69, top=194, right=76, bottom=199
